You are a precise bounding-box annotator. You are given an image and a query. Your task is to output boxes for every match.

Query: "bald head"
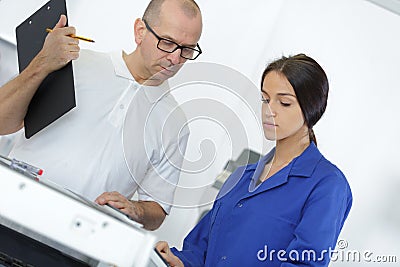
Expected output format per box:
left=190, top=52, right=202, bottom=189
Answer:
left=143, top=0, right=201, bottom=26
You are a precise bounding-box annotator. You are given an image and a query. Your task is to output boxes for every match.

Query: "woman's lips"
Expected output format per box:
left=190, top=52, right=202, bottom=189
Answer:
left=263, top=121, right=277, bottom=128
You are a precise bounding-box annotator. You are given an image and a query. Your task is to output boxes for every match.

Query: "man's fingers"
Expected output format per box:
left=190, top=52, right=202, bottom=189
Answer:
left=68, top=38, right=79, bottom=46
left=69, top=44, right=80, bottom=53
left=54, top=14, right=67, bottom=29
left=52, top=26, right=76, bottom=38
left=49, top=14, right=76, bottom=38
left=70, top=51, right=79, bottom=61
left=37, top=16, right=80, bottom=73
left=107, top=200, right=125, bottom=209
left=95, top=191, right=125, bottom=204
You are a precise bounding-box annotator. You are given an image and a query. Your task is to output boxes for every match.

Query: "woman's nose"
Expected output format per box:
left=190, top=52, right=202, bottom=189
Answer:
left=264, top=104, right=276, bottom=117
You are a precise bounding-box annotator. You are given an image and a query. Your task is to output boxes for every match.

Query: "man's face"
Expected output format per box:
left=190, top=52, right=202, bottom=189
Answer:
left=138, top=4, right=202, bottom=83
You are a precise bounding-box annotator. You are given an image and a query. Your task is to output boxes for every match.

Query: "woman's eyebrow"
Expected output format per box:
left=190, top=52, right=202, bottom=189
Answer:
left=277, top=92, right=296, bottom=98
left=262, top=89, right=296, bottom=98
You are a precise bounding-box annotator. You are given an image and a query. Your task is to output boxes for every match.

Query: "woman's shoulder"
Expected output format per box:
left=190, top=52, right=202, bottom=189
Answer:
left=314, top=154, right=351, bottom=190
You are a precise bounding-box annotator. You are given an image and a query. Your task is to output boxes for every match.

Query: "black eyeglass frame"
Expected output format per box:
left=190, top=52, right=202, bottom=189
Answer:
left=143, top=19, right=202, bottom=60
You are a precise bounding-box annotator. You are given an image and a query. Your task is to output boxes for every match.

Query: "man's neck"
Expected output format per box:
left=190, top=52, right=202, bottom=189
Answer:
left=122, top=51, right=164, bottom=86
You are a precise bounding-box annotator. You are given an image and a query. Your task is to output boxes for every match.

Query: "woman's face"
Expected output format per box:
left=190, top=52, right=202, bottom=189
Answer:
left=261, top=71, right=307, bottom=142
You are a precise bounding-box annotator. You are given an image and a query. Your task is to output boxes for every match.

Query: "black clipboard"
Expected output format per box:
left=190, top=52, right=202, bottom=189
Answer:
left=16, top=0, right=76, bottom=139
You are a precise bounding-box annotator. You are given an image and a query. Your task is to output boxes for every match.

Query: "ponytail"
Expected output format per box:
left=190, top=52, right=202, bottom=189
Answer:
left=308, top=128, right=317, bottom=146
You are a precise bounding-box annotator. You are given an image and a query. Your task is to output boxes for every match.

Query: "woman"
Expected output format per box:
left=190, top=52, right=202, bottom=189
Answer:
left=156, top=54, right=352, bottom=266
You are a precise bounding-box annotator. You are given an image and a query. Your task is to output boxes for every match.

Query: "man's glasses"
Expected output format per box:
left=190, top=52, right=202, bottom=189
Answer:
left=143, top=20, right=202, bottom=60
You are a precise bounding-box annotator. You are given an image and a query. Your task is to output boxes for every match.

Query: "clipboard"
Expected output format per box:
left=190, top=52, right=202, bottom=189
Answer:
left=16, top=0, right=76, bottom=139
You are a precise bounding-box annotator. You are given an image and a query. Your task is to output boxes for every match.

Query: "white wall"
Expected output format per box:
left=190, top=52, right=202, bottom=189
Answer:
left=1, top=0, right=400, bottom=265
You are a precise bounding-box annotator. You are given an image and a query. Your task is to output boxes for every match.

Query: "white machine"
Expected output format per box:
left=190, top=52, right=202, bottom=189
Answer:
left=0, top=160, right=167, bottom=267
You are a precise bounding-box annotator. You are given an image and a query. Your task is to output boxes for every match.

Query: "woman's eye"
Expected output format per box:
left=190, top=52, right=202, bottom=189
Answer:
left=281, top=102, right=291, bottom=107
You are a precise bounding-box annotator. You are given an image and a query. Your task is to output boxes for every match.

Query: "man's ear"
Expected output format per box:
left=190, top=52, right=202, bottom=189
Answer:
left=134, top=18, right=146, bottom=45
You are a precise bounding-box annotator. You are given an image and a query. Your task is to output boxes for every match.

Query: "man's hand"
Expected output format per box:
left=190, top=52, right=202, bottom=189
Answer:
left=0, top=14, right=81, bottom=135
left=95, top=191, right=166, bottom=230
left=33, top=14, right=80, bottom=75
left=155, top=241, right=184, bottom=267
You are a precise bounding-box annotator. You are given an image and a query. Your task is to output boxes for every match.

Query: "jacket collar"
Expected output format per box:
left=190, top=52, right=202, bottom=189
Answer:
left=241, top=142, right=322, bottom=195
left=247, top=142, right=322, bottom=180
left=288, top=142, right=323, bottom=178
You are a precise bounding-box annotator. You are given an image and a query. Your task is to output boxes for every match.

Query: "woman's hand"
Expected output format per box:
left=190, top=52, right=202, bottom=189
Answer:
left=155, top=241, right=185, bottom=267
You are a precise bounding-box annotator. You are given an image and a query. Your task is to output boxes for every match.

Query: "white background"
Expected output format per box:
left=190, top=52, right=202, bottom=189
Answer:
left=1, top=0, right=400, bottom=266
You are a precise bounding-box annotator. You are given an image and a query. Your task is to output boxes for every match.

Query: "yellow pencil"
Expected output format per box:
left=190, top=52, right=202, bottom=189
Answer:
left=46, top=28, right=95, bottom=43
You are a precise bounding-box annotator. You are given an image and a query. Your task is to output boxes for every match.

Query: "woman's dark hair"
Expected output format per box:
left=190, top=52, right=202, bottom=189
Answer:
left=261, top=54, right=329, bottom=145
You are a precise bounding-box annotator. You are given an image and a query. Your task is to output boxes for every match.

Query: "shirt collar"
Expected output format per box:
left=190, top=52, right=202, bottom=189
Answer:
left=110, top=50, right=171, bottom=104
left=248, top=142, right=322, bottom=181
left=111, top=50, right=135, bottom=81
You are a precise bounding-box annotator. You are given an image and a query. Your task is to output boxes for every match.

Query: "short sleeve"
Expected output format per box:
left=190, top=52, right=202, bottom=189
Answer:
left=137, top=130, right=189, bottom=214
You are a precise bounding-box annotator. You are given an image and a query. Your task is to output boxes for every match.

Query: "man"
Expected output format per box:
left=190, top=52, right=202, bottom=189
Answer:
left=1, top=0, right=202, bottom=230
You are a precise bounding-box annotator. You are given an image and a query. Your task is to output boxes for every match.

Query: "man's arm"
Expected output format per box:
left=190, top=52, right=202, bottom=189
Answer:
left=0, top=15, right=79, bottom=135
left=95, top=191, right=166, bottom=231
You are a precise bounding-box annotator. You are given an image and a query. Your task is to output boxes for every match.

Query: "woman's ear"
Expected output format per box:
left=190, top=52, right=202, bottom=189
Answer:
left=134, top=18, right=146, bottom=45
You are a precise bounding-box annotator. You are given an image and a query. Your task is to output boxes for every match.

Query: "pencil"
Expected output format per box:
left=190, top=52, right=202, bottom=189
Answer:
left=46, top=28, right=95, bottom=43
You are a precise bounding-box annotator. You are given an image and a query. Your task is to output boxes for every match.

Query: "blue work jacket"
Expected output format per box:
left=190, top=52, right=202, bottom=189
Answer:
left=172, top=142, right=352, bottom=266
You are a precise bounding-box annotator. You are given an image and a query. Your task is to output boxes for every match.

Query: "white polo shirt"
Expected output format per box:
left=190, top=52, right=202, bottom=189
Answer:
left=10, top=49, right=189, bottom=213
